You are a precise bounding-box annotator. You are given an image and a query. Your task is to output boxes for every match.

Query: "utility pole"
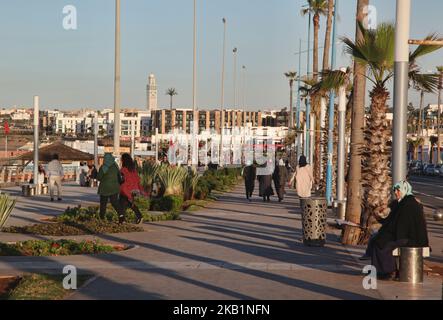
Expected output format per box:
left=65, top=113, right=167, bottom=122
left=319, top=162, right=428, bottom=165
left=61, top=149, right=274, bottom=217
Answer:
left=392, top=0, right=411, bottom=184
left=113, top=0, right=121, bottom=158
left=326, top=0, right=338, bottom=206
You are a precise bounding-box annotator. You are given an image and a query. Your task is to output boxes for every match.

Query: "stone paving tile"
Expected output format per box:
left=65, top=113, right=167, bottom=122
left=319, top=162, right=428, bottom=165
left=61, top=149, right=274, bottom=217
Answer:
left=1, top=183, right=442, bottom=300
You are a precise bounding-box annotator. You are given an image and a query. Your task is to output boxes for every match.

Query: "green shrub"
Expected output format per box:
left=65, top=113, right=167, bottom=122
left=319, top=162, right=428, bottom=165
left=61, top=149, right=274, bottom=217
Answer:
left=134, top=196, right=151, bottom=212
left=3, top=220, right=143, bottom=236
left=0, top=239, right=121, bottom=256
left=150, top=195, right=183, bottom=212
left=0, top=194, right=16, bottom=231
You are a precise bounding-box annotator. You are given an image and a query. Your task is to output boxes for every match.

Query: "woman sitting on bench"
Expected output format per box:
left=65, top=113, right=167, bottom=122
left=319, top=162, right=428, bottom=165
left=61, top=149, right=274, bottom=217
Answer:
left=370, top=180, right=429, bottom=280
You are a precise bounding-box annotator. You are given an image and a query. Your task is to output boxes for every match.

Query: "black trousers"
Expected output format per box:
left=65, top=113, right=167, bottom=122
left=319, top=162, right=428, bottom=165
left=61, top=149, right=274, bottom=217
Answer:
left=100, top=193, right=123, bottom=219
left=120, top=195, right=142, bottom=219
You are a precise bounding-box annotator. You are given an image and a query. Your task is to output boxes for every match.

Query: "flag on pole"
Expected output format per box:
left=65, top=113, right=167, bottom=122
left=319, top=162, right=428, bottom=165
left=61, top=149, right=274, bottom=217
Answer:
left=4, top=121, right=10, bottom=135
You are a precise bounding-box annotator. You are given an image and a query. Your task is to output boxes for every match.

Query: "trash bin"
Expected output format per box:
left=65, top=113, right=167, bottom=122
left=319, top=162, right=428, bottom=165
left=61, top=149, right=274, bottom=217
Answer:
left=398, top=247, right=424, bottom=284
left=300, top=197, right=328, bottom=247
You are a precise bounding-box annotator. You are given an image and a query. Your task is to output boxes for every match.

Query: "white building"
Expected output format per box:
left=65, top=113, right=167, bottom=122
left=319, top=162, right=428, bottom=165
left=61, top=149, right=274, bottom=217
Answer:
left=106, top=110, right=151, bottom=138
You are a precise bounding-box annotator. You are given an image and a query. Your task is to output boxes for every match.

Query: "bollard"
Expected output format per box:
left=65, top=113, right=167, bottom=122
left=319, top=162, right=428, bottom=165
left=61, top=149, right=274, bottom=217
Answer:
left=399, top=247, right=424, bottom=284
left=300, top=197, right=328, bottom=247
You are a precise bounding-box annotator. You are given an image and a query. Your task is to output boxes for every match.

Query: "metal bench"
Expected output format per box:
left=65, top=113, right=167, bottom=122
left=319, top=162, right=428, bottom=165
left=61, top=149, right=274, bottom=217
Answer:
left=392, top=247, right=430, bottom=283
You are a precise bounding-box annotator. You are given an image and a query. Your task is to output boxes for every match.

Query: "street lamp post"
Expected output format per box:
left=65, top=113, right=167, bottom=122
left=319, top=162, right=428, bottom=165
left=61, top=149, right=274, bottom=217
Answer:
left=94, top=113, right=99, bottom=168
left=232, top=47, right=238, bottom=130
left=392, top=0, right=411, bottom=184
left=242, top=65, right=247, bottom=110
left=193, top=0, right=197, bottom=115
left=437, top=67, right=442, bottom=164
left=113, top=0, right=121, bottom=158
left=33, top=96, right=39, bottom=191
left=336, top=67, right=348, bottom=220
left=305, top=11, right=312, bottom=161
left=220, top=18, right=227, bottom=167
left=131, top=119, right=135, bottom=160
left=296, top=39, right=303, bottom=160
left=233, top=47, right=238, bottom=110
left=326, top=0, right=338, bottom=205
left=191, top=0, right=198, bottom=166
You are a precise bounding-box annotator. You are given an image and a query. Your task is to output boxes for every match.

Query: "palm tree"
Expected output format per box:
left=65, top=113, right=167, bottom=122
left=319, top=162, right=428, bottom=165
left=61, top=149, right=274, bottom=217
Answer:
left=343, top=0, right=368, bottom=246
left=313, top=68, right=353, bottom=193
left=322, top=0, right=334, bottom=71
left=301, top=0, right=328, bottom=80
left=301, top=1, right=328, bottom=186
left=437, top=66, right=443, bottom=164
left=166, top=88, right=178, bottom=111
left=342, top=22, right=443, bottom=235
left=429, top=136, right=438, bottom=164
left=408, top=137, right=424, bottom=161
left=284, top=72, right=297, bottom=129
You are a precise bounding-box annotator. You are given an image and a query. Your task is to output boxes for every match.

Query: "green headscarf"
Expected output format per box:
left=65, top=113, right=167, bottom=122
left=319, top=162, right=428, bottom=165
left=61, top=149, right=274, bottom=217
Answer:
left=393, top=180, right=413, bottom=201
left=102, top=153, right=116, bottom=174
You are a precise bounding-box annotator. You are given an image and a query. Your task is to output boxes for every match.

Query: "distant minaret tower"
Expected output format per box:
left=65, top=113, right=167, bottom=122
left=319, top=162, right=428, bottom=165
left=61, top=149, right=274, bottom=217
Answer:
left=147, top=73, right=158, bottom=114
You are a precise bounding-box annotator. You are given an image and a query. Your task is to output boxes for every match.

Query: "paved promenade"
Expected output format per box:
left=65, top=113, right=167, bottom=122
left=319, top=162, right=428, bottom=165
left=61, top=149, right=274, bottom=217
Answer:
left=0, top=184, right=442, bottom=300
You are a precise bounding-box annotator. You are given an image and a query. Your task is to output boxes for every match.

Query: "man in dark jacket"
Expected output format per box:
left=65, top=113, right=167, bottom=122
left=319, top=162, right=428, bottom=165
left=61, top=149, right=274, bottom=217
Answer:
left=273, top=159, right=288, bottom=202
left=371, top=181, right=429, bottom=280
left=243, top=161, right=256, bottom=201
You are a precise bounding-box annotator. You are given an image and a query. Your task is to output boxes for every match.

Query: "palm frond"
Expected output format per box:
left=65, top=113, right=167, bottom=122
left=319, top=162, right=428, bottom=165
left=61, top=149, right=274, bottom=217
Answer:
left=409, top=71, right=439, bottom=93
left=0, top=194, right=16, bottom=231
left=410, top=33, right=443, bottom=63
left=315, top=68, right=351, bottom=93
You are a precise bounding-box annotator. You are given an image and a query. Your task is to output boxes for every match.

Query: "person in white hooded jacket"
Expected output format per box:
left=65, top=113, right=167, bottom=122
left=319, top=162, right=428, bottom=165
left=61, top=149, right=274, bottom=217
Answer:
left=288, top=155, right=313, bottom=199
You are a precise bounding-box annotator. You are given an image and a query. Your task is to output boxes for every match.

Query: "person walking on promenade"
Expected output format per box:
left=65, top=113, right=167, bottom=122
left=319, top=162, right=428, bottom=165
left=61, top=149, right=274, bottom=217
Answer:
left=37, top=165, right=46, bottom=185
left=371, top=181, right=429, bottom=280
left=119, top=153, right=145, bottom=224
left=79, top=162, right=89, bottom=187
left=87, top=164, right=98, bottom=186
left=242, top=160, right=256, bottom=201
left=289, top=155, right=313, bottom=199
left=97, top=153, right=124, bottom=223
left=273, top=159, right=288, bottom=202
left=258, top=159, right=275, bottom=202
left=47, top=154, right=64, bottom=202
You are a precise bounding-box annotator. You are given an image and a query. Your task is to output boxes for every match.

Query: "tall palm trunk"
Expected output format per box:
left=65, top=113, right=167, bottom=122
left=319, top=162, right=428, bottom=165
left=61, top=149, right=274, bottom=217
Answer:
left=311, top=13, right=321, bottom=186
left=362, top=86, right=392, bottom=231
left=313, top=14, right=320, bottom=80
left=342, top=0, right=368, bottom=245
left=322, top=0, right=334, bottom=71
left=170, top=96, right=173, bottom=111
left=321, top=0, right=334, bottom=186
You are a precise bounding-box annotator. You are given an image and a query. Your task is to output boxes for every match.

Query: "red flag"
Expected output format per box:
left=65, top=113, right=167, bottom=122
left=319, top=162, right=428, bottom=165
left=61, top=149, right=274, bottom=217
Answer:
left=4, top=121, right=10, bottom=135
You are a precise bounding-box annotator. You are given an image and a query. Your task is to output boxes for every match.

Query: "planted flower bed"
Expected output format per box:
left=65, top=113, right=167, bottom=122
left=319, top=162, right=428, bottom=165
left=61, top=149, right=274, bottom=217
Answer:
left=0, top=239, right=126, bottom=257
left=2, top=219, right=144, bottom=236
left=1, top=274, right=92, bottom=300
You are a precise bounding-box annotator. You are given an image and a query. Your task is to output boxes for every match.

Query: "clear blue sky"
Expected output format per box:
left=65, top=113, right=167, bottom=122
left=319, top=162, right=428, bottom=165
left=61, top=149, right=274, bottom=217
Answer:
left=0, top=0, right=442, bottom=111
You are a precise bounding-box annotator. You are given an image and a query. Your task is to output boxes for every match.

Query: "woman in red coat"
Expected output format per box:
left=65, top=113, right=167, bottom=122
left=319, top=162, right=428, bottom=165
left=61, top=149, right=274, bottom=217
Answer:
left=119, top=153, right=145, bottom=224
